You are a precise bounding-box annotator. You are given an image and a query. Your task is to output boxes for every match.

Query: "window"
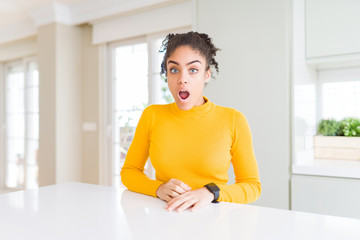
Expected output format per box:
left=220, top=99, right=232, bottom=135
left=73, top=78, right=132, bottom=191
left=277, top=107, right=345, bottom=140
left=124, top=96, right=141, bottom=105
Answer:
left=2, top=59, right=39, bottom=190
left=320, top=81, right=360, bottom=120
left=107, top=32, right=179, bottom=187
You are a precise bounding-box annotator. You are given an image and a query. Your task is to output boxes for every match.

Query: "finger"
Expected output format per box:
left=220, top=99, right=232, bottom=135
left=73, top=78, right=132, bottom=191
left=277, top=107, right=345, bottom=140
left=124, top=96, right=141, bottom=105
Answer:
left=175, top=200, right=196, bottom=212
left=169, top=191, right=180, bottom=198
left=191, top=202, right=202, bottom=212
left=171, top=185, right=187, bottom=194
left=166, top=196, right=188, bottom=211
left=159, top=182, right=181, bottom=198
left=171, top=179, right=191, bottom=192
left=166, top=191, right=189, bottom=206
left=163, top=194, right=172, bottom=202
left=158, top=192, right=171, bottom=202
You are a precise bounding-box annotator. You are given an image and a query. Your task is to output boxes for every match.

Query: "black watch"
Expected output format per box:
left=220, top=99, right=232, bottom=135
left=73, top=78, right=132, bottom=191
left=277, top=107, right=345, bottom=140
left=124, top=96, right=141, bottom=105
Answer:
left=204, top=183, right=220, bottom=203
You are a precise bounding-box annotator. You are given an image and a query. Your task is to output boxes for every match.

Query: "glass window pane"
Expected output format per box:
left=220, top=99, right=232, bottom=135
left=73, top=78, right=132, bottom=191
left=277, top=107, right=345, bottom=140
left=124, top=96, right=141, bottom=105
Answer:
left=6, top=114, right=25, bottom=138
left=154, top=38, right=164, bottom=72
left=153, top=37, right=173, bottom=104
left=6, top=139, right=25, bottom=188
left=116, top=109, right=143, bottom=128
left=6, top=65, right=24, bottom=90
left=6, top=163, right=23, bottom=188
left=27, top=61, right=39, bottom=86
left=113, top=143, right=121, bottom=174
left=27, top=114, right=39, bottom=140
left=6, top=88, right=24, bottom=114
left=26, top=165, right=39, bottom=189
left=114, top=43, right=148, bottom=110
left=26, top=140, right=39, bottom=166
left=113, top=42, right=148, bottom=186
left=322, top=81, right=360, bottom=120
left=26, top=87, right=39, bottom=112
left=153, top=73, right=173, bottom=104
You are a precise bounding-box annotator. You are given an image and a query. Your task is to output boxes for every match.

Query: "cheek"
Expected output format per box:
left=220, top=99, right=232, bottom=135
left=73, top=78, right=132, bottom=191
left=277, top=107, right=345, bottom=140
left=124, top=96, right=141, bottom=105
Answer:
left=167, top=80, right=177, bottom=94
left=194, top=80, right=205, bottom=93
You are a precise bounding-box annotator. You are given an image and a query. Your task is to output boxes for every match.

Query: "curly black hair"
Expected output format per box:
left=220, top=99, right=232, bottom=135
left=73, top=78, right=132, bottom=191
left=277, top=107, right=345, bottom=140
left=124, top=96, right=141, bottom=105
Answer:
left=159, top=31, right=220, bottom=81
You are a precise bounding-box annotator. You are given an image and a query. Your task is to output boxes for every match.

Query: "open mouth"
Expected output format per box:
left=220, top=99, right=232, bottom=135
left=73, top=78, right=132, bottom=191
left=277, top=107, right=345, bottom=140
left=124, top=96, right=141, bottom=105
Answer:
left=179, top=90, right=190, bottom=100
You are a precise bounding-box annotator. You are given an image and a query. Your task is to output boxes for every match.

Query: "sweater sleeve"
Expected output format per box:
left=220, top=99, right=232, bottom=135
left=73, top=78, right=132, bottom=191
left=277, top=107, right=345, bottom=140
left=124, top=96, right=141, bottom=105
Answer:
left=120, top=106, right=164, bottom=197
left=217, top=110, right=262, bottom=203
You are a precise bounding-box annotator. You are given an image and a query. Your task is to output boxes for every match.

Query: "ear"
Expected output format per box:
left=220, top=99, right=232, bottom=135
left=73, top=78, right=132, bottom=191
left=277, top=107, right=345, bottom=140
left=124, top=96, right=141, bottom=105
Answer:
left=205, top=68, right=211, bottom=83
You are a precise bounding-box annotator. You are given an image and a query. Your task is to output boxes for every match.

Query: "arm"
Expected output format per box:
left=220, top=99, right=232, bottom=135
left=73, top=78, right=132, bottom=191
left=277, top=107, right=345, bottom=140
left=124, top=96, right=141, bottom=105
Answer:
left=166, top=111, right=261, bottom=211
left=122, top=106, right=194, bottom=200
left=120, top=107, right=163, bottom=197
left=217, top=110, right=261, bottom=203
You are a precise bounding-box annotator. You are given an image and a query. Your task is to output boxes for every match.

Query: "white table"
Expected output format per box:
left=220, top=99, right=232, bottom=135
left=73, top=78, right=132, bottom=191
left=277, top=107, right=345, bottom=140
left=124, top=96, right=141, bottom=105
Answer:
left=0, top=182, right=359, bottom=240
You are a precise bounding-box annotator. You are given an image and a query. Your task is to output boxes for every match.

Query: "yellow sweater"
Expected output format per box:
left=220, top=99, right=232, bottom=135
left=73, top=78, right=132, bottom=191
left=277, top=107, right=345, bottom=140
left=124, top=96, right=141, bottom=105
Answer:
left=121, top=97, right=261, bottom=203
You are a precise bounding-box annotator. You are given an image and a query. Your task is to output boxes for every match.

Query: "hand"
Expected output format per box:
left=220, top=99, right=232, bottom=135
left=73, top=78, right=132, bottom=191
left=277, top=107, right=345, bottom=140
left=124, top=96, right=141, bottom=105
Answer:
left=166, top=187, right=214, bottom=212
left=156, top=179, right=191, bottom=202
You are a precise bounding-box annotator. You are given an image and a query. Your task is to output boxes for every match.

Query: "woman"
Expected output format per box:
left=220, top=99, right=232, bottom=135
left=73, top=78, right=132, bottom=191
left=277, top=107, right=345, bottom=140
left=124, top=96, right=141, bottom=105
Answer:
left=121, top=31, right=261, bottom=212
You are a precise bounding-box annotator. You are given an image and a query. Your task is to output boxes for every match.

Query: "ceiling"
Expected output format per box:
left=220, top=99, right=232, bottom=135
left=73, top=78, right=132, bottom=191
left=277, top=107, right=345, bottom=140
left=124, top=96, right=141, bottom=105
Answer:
left=0, top=0, right=177, bottom=44
left=0, top=0, right=88, bottom=27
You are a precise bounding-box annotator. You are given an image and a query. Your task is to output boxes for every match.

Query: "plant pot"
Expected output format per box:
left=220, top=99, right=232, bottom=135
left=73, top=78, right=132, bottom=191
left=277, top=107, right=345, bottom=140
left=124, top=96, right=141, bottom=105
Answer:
left=313, top=136, right=360, bottom=160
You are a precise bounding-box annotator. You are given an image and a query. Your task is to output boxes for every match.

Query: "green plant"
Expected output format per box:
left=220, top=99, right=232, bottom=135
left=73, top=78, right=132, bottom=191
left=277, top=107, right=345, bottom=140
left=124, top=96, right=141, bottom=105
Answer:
left=342, top=118, right=360, bottom=137
left=317, top=117, right=360, bottom=137
left=317, top=119, right=342, bottom=136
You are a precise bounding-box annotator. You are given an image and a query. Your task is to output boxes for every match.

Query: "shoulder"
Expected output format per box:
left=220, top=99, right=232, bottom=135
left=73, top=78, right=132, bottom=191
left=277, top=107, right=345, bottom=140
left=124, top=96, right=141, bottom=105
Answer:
left=138, top=104, right=172, bottom=129
left=212, top=104, right=250, bottom=131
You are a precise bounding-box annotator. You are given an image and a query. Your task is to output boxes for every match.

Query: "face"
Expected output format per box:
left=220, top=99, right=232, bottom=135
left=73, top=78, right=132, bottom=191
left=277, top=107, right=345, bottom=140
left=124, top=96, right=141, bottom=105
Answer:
left=166, top=45, right=211, bottom=111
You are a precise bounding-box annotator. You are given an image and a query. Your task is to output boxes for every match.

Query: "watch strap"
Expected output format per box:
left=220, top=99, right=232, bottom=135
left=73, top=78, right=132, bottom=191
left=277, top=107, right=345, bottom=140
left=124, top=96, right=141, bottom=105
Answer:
left=204, top=183, right=220, bottom=203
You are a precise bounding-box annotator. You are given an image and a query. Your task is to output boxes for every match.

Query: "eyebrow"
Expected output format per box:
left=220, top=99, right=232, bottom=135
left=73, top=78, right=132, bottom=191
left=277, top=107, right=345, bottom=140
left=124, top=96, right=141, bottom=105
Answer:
left=167, top=60, right=202, bottom=65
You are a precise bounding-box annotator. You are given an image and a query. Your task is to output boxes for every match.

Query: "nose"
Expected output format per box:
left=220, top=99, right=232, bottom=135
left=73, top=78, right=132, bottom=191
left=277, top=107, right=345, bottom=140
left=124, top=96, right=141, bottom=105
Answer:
left=178, top=71, right=188, bottom=85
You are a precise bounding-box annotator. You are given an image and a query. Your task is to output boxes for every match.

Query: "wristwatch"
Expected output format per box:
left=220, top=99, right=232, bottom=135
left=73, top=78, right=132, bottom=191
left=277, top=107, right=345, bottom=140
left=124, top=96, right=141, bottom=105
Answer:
left=204, top=183, right=220, bottom=203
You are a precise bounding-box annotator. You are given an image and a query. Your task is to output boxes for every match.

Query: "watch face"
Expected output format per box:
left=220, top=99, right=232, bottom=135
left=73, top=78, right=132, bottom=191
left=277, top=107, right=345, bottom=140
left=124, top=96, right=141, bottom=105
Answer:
left=207, top=183, right=220, bottom=192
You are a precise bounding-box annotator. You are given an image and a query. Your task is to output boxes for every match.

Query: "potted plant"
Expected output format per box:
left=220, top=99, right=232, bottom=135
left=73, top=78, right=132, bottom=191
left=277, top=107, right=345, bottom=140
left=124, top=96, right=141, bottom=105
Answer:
left=314, top=118, right=360, bottom=160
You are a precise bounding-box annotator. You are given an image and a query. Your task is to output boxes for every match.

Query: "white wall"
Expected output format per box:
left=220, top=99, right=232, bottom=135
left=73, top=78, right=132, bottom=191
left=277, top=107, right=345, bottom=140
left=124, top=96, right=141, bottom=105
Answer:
left=56, top=23, right=83, bottom=183
left=0, top=37, right=37, bottom=62
left=195, top=0, right=291, bottom=209
left=82, top=25, right=100, bottom=184
left=0, top=63, right=4, bottom=190
left=38, top=23, right=57, bottom=185
left=38, top=23, right=83, bottom=186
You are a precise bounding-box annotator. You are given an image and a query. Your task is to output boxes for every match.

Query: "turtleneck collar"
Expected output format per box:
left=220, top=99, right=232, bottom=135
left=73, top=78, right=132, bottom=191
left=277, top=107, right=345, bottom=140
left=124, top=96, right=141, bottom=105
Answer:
left=170, top=96, right=215, bottom=117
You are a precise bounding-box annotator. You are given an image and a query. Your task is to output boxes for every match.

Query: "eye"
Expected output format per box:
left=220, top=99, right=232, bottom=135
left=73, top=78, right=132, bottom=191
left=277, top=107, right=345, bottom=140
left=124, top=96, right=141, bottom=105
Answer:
left=170, top=68, right=179, bottom=73
left=189, top=68, right=198, bottom=73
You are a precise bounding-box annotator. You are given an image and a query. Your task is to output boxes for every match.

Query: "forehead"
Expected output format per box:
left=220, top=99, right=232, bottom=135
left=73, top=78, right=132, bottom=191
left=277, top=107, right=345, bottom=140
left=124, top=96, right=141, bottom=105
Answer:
left=167, top=45, right=205, bottom=63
